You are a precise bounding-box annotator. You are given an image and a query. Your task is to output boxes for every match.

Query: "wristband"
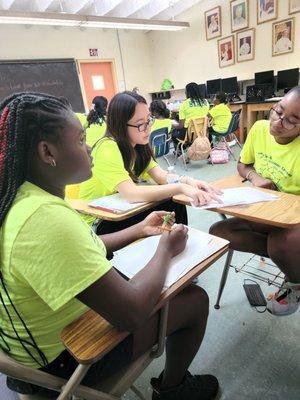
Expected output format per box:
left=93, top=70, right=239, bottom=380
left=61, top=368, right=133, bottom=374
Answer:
left=245, top=170, right=255, bottom=181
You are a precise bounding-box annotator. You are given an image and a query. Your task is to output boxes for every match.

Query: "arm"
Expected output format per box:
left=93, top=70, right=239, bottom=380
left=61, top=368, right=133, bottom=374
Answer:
left=77, top=225, right=188, bottom=332
left=237, top=159, right=277, bottom=190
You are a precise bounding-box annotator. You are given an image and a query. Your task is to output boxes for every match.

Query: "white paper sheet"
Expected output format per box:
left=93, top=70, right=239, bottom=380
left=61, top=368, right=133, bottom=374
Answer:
left=112, top=228, right=228, bottom=288
left=89, top=193, right=146, bottom=213
left=192, top=187, right=278, bottom=210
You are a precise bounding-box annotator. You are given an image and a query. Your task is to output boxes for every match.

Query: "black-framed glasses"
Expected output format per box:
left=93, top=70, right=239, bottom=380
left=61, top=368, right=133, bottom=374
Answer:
left=127, top=116, right=155, bottom=132
left=269, top=107, right=300, bottom=131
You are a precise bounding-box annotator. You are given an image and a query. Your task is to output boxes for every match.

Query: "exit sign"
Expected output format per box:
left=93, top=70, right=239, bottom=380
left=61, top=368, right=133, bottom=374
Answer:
left=89, top=48, right=98, bottom=57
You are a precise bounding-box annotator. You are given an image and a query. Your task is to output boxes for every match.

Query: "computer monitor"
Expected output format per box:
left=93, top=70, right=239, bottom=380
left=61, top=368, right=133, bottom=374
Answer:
left=206, top=79, right=221, bottom=96
left=221, top=77, right=238, bottom=94
left=255, top=70, right=274, bottom=86
left=277, top=68, right=299, bottom=91
left=198, top=83, right=206, bottom=98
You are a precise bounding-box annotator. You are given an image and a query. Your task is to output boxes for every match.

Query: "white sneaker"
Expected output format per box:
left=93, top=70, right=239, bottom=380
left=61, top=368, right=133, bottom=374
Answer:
left=267, top=281, right=300, bottom=316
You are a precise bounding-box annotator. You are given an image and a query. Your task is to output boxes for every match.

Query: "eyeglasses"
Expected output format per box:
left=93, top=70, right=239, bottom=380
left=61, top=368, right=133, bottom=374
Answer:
left=270, top=107, right=300, bottom=131
left=127, top=116, right=155, bottom=133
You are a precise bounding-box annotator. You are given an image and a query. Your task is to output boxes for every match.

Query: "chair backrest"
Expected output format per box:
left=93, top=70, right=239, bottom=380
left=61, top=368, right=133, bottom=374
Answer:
left=149, top=127, right=169, bottom=157
left=227, top=109, right=241, bottom=135
left=186, top=117, right=208, bottom=144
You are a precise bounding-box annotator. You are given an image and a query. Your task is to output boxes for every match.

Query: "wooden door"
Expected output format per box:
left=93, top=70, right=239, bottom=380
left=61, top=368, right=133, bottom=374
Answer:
left=78, top=61, right=117, bottom=111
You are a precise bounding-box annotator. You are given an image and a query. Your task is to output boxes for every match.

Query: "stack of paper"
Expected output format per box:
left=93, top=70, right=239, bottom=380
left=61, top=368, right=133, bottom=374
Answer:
left=192, top=187, right=278, bottom=210
left=112, top=228, right=229, bottom=289
left=89, top=193, right=146, bottom=214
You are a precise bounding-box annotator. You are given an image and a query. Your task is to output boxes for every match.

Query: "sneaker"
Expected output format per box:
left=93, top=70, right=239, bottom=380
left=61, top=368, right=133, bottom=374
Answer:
left=151, top=371, right=219, bottom=400
left=267, top=281, right=300, bottom=316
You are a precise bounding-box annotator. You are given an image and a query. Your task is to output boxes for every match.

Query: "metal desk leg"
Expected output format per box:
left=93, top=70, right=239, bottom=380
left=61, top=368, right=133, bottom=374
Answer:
left=214, top=249, right=234, bottom=310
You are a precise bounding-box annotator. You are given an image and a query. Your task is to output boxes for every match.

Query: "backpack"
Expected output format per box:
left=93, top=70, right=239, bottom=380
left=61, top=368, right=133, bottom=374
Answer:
left=186, top=118, right=211, bottom=161
left=209, top=141, right=230, bottom=164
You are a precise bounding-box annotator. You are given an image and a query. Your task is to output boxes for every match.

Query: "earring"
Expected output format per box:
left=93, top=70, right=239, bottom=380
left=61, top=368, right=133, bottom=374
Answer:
left=50, top=159, right=56, bottom=167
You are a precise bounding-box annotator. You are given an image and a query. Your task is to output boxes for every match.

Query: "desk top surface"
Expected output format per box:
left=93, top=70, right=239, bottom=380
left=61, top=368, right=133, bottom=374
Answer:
left=173, top=175, right=300, bottom=228
left=61, top=246, right=228, bottom=364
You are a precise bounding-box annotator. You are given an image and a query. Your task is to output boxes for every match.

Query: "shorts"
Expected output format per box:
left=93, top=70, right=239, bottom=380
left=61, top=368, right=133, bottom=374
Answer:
left=7, top=334, right=134, bottom=398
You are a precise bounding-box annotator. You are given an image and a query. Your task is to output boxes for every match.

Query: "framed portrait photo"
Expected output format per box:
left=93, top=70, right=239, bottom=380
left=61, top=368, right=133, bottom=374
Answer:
left=237, top=28, right=255, bottom=62
left=218, top=35, right=235, bottom=68
left=257, top=0, right=278, bottom=24
left=205, top=6, right=222, bottom=40
left=230, top=0, right=249, bottom=32
left=289, top=0, right=300, bottom=14
left=272, top=18, right=294, bottom=56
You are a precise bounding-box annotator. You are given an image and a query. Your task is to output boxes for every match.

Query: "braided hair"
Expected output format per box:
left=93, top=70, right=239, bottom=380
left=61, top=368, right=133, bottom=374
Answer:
left=150, top=100, right=170, bottom=119
left=0, top=92, right=72, bottom=227
left=87, top=96, right=108, bottom=127
left=185, top=82, right=207, bottom=107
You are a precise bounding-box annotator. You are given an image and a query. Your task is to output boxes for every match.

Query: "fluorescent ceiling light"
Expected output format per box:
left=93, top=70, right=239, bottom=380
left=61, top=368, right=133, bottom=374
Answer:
left=0, top=11, right=189, bottom=31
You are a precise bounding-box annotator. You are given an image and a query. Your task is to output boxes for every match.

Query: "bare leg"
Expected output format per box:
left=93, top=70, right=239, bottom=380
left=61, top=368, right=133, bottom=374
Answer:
left=132, top=285, right=209, bottom=388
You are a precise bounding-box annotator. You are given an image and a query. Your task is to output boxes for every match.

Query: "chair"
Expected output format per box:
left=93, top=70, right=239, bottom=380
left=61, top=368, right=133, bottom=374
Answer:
left=149, top=127, right=173, bottom=168
left=210, top=110, right=242, bottom=162
left=174, top=117, right=208, bottom=170
left=0, top=304, right=169, bottom=400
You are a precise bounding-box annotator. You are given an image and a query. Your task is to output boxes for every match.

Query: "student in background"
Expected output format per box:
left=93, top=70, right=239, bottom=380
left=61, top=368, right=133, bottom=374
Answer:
left=150, top=100, right=172, bottom=134
left=210, top=87, right=300, bottom=316
left=79, top=91, right=221, bottom=233
left=208, top=92, right=232, bottom=143
left=0, top=92, right=219, bottom=400
left=172, top=82, right=210, bottom=149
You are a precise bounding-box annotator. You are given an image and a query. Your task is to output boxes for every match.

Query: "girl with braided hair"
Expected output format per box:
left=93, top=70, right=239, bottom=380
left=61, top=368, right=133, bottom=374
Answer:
left=0, top=92, right=219, bottom=399
left=150, top=99, right=173, bottom=134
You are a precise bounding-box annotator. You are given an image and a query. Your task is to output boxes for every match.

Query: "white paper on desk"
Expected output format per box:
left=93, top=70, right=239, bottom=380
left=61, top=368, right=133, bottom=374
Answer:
left=192, top=187, right=278, bottom=210
left=112, top=228, right=228, bottom=289
left=89, top=193, right=146, bottom=212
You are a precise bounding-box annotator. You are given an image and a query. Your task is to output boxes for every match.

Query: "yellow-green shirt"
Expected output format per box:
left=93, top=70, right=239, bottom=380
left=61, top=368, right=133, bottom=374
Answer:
left=179, top=98, right=209, bottom=128
left=151, top=118, right=172, bottom=134
left=76, top=113, right=106, bottom=147
left=0, top=182, right=111, bottom=368
left=240, top=120, right=300, bottom=194
left=209, top=103, right=232, bottom=133
left=79, top=138, right=157, bottom=224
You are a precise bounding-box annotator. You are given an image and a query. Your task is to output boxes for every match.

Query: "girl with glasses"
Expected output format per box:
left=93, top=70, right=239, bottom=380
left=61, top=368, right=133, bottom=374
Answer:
left=210, top=86, right=300, bottom=316
left=79, top=91, right=221, bottom=234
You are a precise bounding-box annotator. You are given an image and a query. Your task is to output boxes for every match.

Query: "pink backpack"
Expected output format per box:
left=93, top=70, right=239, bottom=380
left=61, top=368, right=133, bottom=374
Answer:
left=209, top=142, right=230, bottom=164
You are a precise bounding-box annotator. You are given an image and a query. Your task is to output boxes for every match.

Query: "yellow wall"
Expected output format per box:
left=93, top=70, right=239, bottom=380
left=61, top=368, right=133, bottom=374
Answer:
left=147, top=0, right=300, bottom=91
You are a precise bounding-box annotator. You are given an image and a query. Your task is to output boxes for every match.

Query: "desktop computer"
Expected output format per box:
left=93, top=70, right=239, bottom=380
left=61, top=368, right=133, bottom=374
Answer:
left=206, top=78, right=222, bottom=99
left=277, top=68, right=299, bottom=93
left=221, top=77, right=241, bottom=101
left=254, top=70, right=275, bottom=99
left=198, top=83, right=207, bottom=98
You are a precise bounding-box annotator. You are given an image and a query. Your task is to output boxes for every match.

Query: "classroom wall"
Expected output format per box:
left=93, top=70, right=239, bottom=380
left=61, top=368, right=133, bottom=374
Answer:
left=147, top=0, right=300, bottom=91
left=0, top=25, right=153, bottom=101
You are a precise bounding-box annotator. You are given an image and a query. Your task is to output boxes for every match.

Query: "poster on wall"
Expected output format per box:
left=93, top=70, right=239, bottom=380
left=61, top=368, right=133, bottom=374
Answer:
left=272, top=18, right=294, bottom=56
left=257, top=0, right=278, bottom=24
left=218, top=36, right=235, bottom=68
left=205, top=6, right=222, bottom=40
left=230, top=0, right=249, bottom=32
left=237, top=28, right=255, bottom=62
left=289, top=0, right=300, bottom=14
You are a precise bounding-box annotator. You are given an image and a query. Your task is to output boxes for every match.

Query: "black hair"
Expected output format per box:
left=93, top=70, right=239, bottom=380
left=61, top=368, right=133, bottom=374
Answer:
left=87, top=96, right=108, bottom=127
left=215, top=92, right=228, bottom=104
left=185, top=82, right=207, bottom=106
left=105, top=91, right=154, bottom=182
left=150, top=100, right=170, bottom=119
left=0, top=92, right=73, bottom=366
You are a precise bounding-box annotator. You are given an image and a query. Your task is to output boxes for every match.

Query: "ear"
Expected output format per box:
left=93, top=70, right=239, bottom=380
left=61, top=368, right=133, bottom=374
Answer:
left=36, top=141, right=59, bottom=166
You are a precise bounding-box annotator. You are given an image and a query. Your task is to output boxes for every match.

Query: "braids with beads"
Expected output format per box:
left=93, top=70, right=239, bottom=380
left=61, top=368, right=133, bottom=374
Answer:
left=0, top=92, right=72, bottom=227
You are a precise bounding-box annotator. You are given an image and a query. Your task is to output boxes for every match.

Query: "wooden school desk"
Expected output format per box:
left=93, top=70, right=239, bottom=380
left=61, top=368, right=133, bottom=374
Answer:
left=68, top=199, right=160, bottom=222
left=173, top=175, right=300, bottom=228
left=59, top=246, right=229, bottom=399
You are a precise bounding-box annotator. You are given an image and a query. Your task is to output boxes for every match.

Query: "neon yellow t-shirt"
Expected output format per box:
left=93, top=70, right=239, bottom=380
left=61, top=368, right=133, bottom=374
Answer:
left=209, top=103, right=232, bottom=133
left=151, top=118, right=172, bottom=134
left=76, top=113, right=107, bottom=147
left=0, top=182, right=111, bottom=368
left=79, top=138, right=157, bottom=224
left=240, top=120, right=300, bottom=194
left=179, top=98, right=209, bottom=128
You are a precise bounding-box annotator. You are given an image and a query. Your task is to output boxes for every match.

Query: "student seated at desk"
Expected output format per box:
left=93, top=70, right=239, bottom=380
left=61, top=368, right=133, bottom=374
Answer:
left=150, top=99, right=173, bottom=133
left=208, top=92, right=232, bottom=143
left=172, top=82, right=210, bottom=149
left=210, top=87, right=300, bottom=316
left=0, top=92, right=219, bottom=400
left=79, top=91, right=221, bottom=234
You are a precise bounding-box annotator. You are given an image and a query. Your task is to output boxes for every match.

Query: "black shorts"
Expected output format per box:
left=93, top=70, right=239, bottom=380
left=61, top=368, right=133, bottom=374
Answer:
left=7, top=334, right=133, bottom=398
